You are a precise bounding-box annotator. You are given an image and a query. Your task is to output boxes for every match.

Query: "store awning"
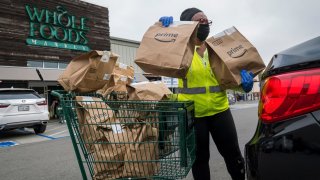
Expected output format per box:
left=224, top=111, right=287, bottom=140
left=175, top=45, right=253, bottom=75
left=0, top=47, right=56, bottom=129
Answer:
left=0, top=66, right=63, bottom=81
left=0, top=66, right=149, bottom=83
left=134, top=73, right=148, bottom=82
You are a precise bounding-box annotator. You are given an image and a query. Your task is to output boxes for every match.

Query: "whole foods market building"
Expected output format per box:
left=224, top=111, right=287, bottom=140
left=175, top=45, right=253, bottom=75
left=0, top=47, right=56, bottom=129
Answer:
left=0, top=0, right=111, bottom=98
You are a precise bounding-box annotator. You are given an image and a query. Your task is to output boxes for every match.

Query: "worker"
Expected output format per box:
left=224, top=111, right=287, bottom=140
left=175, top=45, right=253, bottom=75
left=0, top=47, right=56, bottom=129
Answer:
left=159, top=8, right=254, bottom=180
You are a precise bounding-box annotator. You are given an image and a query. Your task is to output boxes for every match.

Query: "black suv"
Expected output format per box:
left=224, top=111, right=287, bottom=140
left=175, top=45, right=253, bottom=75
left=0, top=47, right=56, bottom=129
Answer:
left=245, top=36, right=320, bottom=180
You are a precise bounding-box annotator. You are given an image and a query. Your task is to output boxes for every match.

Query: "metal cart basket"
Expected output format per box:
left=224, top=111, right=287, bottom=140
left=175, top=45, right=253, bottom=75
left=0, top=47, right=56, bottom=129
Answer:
left=51, top=90, right=196, bottom=180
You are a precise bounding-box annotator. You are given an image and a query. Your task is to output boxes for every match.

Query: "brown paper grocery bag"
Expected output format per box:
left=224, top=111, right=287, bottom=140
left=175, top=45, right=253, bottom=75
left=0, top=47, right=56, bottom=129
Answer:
left=126, top=81, right=172, bottom=128
left=116, top=102, right=159, bottom=130
left=92, top=123, right=159, bottom=179
left=97, top=62, right=134, bottom=98
left=92, top=122, right=132, bottom=180
left=135, top=21, right=198, bottom=78
left=58, top=50, right=118, bottom=93
left=206, top=27, right=266, bottom=90
left=126, top=81, right=172, bottom=101
left=75, top=96, right=115, bottom=152
left=123, top=123, right=160, bottom=177
left=108, top=62, right=134, bottom=88
left=97, top=74, right=132, bottom=97
left=92, top=137, right=126, bottom=180
left=113, top=62, right=134, bottom=79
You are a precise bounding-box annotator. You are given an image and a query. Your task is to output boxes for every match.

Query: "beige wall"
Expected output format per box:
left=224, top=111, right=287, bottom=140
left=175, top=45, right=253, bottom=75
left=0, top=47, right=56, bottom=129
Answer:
left=110, top=37, right=149, bottom=82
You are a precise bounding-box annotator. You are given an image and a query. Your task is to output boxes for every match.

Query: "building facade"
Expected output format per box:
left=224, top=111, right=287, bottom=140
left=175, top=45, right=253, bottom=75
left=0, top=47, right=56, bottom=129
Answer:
left=0, top=1, right=144, bottom=93
left=0, top=0, right=260, bottom=105
left=0, top=0, right=110, bottom=91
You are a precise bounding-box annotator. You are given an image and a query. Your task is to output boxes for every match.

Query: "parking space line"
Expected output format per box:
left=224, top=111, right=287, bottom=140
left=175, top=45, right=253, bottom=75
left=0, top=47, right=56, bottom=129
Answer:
left=36, top=134, right=57, bottom=140
left=48, top=130, right=68, bottom=137
left=45, top=126, right=66, bottom=132
left=56, top=135, right=70, bottom=139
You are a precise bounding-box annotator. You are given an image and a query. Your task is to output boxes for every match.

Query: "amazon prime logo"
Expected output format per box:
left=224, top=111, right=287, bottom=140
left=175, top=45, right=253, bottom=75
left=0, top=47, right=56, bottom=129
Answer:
left=154, top=32, right=178, bottom=43
left=227, top=45, right=247, bottom=58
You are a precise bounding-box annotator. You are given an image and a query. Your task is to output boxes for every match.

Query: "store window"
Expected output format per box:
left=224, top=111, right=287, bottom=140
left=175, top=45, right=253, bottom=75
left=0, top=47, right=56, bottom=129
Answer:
left=59, top=62, right=68, bottom=69
left=27, top=61, right=43, bottom=68
left=27, top=60, right=68, bottom=69
left=44, top=61, right=58, bottom=69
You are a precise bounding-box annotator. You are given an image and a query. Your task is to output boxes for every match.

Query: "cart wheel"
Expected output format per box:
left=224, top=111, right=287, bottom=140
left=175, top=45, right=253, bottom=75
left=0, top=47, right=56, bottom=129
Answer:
left=34, top=124, right=47, bottom=134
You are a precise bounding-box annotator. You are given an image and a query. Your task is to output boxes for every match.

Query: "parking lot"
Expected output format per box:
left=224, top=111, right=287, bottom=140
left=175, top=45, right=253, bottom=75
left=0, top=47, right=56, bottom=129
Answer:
left=0, top=101, right=258, bottom=148
left=0, top=120, right=68, bottom=147
left=0, top=101, right=259, bottom=180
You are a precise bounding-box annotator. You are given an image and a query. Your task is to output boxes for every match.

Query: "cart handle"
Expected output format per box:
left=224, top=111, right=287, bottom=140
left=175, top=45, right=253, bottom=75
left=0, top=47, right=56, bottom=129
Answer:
left=51, top=90, right=67, bottom=99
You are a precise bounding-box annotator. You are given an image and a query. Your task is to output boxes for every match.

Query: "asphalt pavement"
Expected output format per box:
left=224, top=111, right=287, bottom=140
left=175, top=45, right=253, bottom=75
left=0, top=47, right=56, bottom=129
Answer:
left=0, top=120, right=69, bottom=147
left=0, top=101, right=259, bottom=180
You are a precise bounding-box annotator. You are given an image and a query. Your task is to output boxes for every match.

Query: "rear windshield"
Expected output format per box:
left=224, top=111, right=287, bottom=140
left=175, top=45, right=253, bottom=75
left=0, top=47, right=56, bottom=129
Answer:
left=0, top=90, right=41, bottom=100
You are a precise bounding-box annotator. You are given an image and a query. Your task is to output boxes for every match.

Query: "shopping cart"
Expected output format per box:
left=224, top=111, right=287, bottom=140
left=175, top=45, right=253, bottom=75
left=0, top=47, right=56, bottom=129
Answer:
left=51, top=90, right=196, bottom=180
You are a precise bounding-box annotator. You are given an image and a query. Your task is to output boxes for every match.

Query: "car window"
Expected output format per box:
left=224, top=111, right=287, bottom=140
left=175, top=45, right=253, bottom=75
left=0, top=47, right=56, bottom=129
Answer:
left=0, top=90, right=41, bottom=100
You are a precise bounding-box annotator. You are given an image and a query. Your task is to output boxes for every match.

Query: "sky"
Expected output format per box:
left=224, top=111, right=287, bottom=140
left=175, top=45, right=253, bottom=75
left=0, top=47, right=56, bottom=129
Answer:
left=83, top=0, right=319, bottom=65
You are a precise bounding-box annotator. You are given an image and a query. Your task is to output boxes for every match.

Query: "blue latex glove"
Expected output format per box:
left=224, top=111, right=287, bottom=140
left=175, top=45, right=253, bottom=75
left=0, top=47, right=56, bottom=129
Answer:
left=159, top=16, right=173, bottom=27
left=241, top=70, right=254, bottom=93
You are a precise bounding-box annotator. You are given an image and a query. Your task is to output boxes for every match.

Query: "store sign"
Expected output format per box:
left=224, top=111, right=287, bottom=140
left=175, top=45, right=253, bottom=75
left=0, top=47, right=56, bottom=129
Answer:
left=25, top=5, right=90, bottom=51
left=161, top=76, right=178, bottom=88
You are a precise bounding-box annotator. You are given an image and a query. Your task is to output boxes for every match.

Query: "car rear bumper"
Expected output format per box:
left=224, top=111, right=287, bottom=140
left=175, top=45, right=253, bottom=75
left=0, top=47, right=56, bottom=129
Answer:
left=0, top=113, right=49, bottom=130
left=0, top=120, right=48, bottom=130
left=245, top=112, right=320, bottom=180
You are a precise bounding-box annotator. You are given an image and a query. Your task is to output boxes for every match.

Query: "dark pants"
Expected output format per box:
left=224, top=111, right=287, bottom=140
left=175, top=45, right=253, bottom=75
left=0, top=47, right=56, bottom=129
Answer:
left=192, top=108, right=245, bottom=180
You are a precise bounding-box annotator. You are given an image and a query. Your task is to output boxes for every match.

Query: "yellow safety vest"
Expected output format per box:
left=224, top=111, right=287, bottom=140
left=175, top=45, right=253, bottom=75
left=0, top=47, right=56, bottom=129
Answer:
left=178, top=49, right=229, bottom=118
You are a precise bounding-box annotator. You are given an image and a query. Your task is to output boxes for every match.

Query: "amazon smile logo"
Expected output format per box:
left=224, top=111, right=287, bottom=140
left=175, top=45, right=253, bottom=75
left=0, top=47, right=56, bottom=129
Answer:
left=227, top=45, right=247, bottom=58
left=154, top=32, right=178, bottom=43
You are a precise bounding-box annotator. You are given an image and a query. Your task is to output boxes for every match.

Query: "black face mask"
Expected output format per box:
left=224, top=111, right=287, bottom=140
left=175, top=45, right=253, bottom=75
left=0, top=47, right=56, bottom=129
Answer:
left=197, top=24, right=210, bottom=41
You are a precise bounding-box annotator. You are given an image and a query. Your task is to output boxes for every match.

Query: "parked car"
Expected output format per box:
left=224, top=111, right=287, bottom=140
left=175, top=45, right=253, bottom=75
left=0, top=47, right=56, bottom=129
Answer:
left=0, top=88, right=49, bottom=134
left=227, top=93, right=236, bottom=105
left=245, top=36, right=320, bottom=180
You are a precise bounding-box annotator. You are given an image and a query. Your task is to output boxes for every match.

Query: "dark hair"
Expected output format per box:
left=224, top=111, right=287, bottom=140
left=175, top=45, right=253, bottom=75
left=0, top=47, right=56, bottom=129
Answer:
left=180, top=7, right=202, bottom=21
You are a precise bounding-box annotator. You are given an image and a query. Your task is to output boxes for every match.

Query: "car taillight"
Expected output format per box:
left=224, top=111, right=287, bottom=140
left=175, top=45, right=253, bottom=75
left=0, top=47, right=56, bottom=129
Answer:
left=36, top=100, right=47, bottom=106
left=0, top=103, right=10, bottom=108
left=259, top=68, right=320, bottom=123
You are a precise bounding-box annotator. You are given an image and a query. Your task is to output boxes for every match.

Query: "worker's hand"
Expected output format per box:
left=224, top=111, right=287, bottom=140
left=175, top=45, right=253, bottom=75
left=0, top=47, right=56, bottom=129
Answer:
left=241, top=70, right=254, bottom=93
left=159, top=16, right=173, bottom=27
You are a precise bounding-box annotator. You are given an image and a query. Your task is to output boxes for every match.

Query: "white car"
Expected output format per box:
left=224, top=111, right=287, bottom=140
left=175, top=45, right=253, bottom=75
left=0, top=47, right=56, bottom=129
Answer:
left=0, top=88, right=49, bottom=134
